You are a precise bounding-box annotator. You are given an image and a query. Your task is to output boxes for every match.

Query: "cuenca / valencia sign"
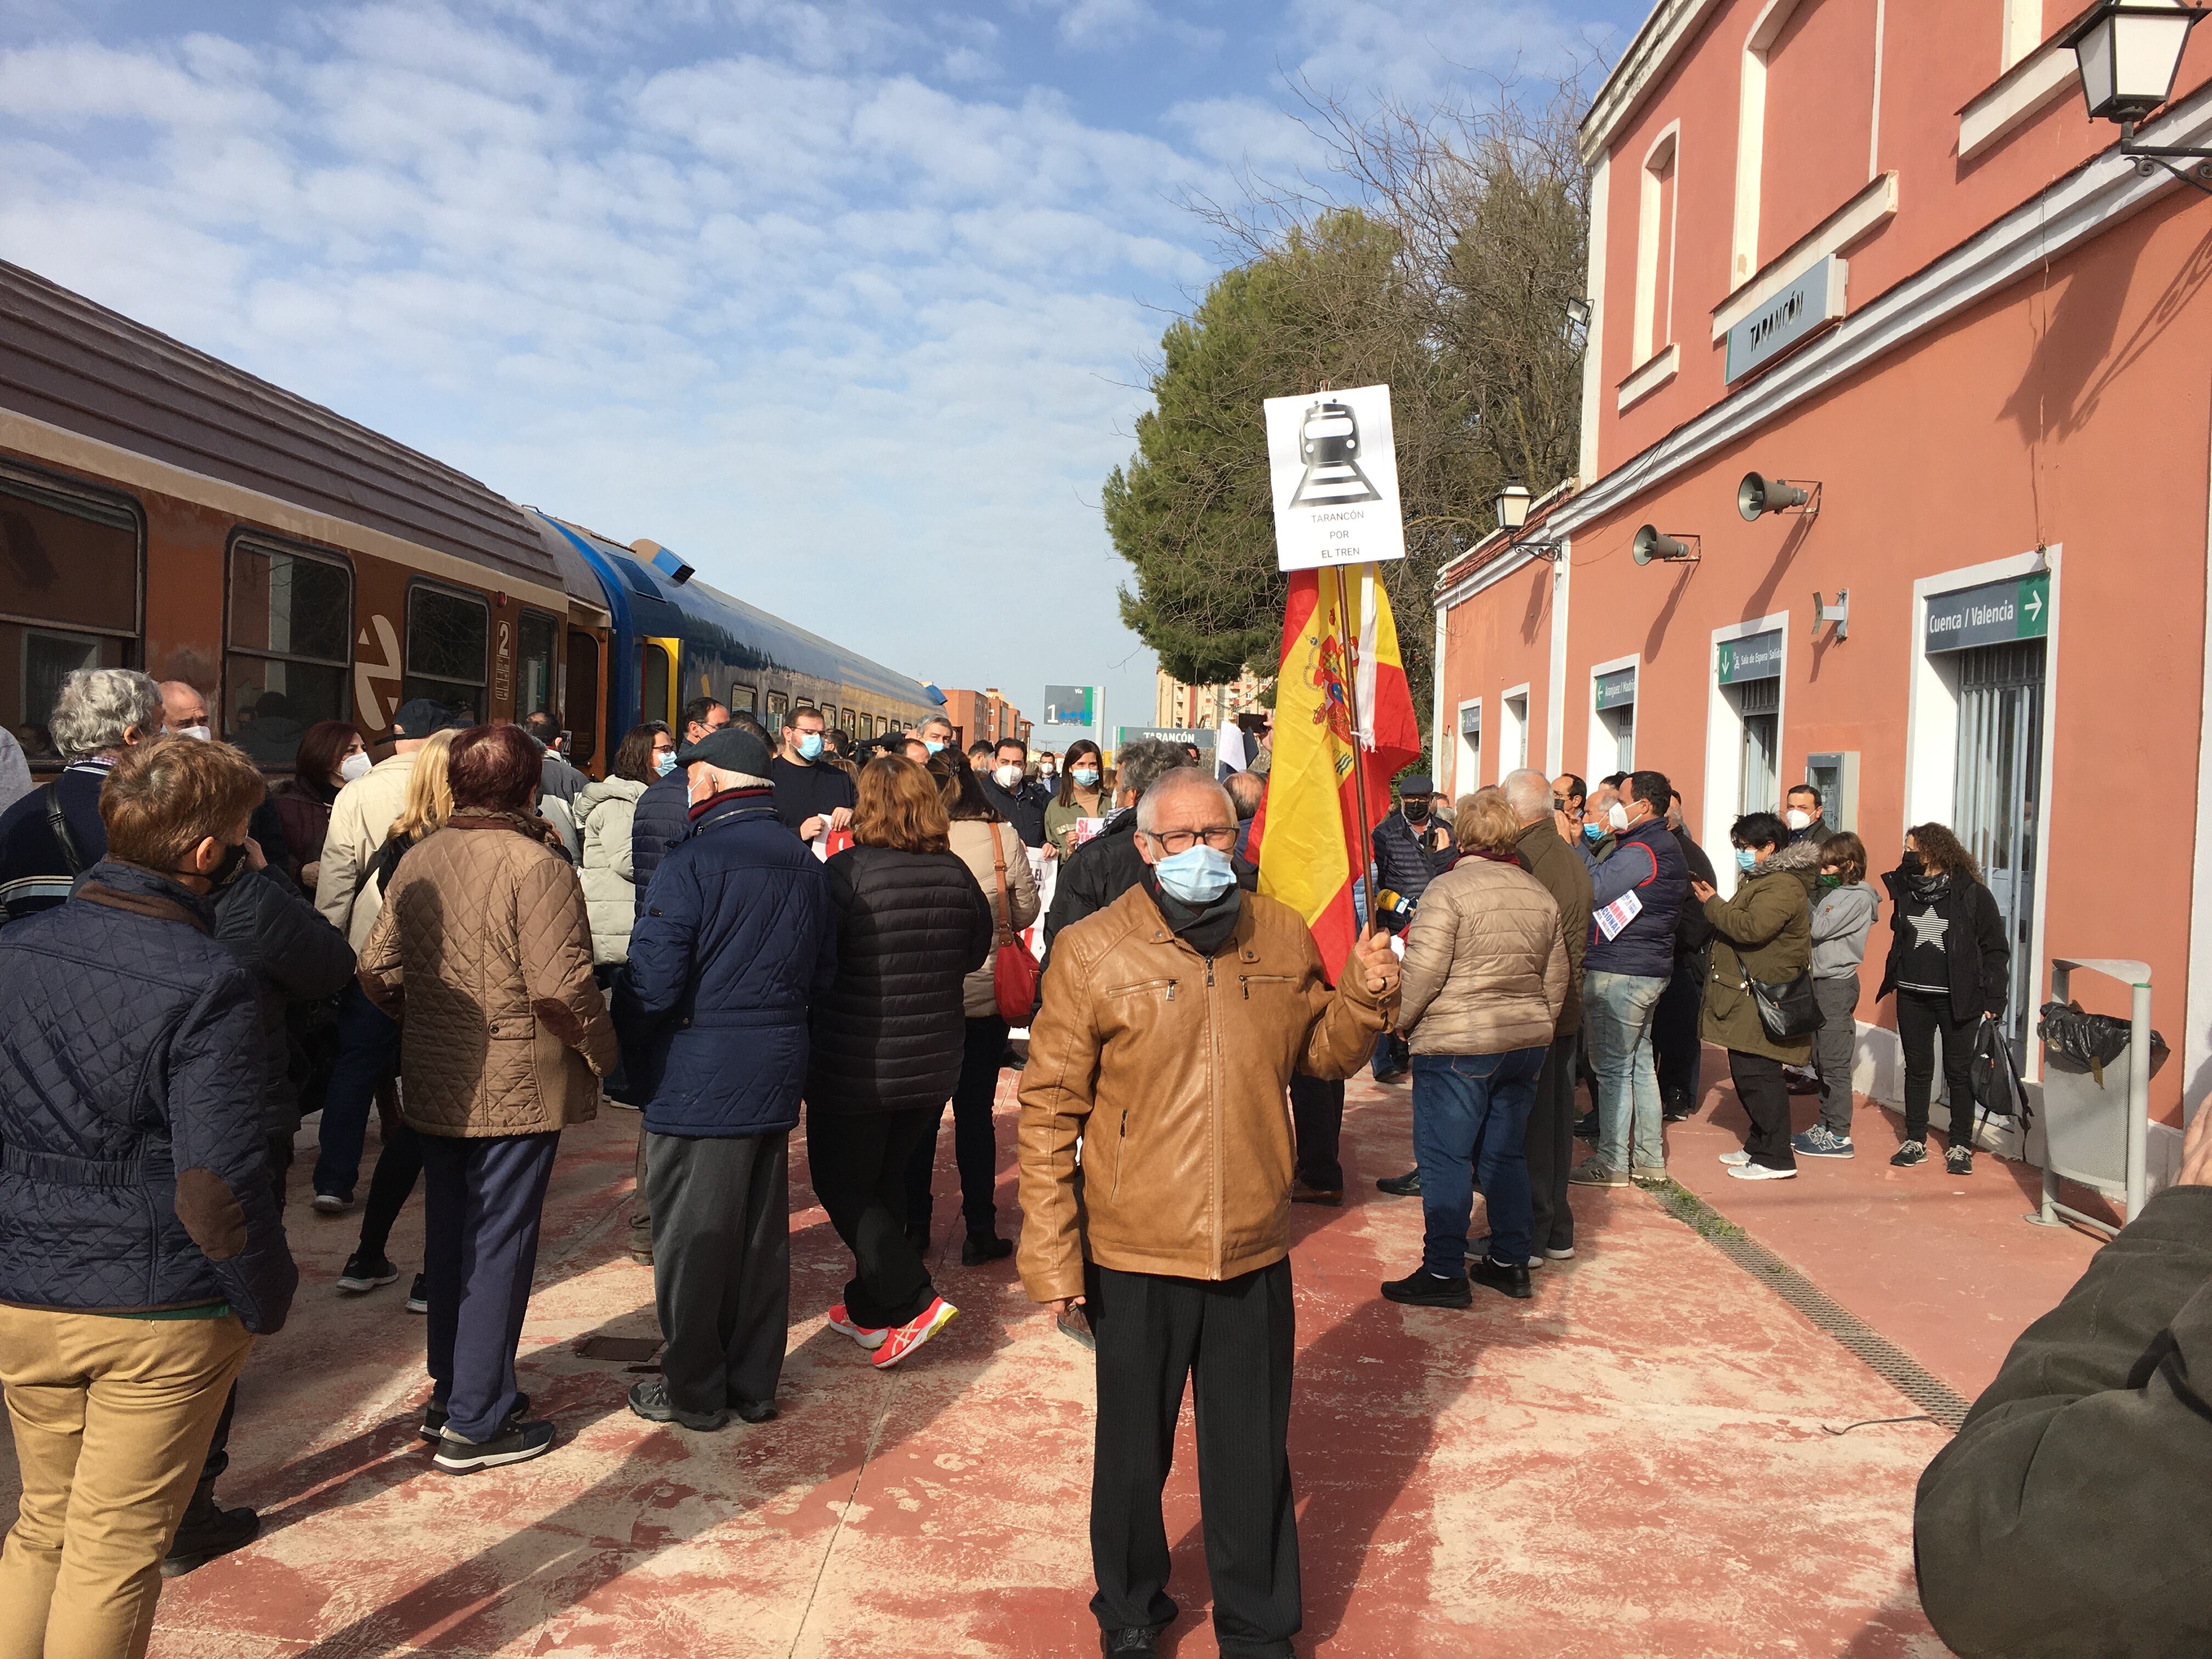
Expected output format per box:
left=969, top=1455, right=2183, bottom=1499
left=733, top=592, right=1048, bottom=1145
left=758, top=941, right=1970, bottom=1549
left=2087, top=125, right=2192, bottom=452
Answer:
left=1725, top=256, right=1847, bottom=384
left=1717, top=629, right=1784, bottom=685
left=1924, top=573, right=2050, bottom=655
left=1262, top=383, right=1408, bottom=572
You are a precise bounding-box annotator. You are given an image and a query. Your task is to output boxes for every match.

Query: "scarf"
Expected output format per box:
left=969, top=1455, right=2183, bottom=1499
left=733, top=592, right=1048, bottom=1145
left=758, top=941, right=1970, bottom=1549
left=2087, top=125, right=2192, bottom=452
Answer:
left=1144, top=872, right=1244, bottom=957
left=1906, top=871, right=1952, bottom=907
left=688, top=786, right=775, bottom=822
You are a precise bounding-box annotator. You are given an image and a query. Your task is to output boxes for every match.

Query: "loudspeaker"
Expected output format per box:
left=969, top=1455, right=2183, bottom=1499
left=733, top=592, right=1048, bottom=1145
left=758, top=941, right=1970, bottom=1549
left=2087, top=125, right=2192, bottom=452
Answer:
left=1632, top=524, right=1691, bottom=565
left=1738, top=472, right=1810, bottom=521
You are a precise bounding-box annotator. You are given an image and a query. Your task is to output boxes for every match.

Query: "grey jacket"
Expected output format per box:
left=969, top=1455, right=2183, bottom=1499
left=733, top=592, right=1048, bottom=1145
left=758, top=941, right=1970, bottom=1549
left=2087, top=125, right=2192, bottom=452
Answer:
left=1809, top=881, right=1879, bottom=979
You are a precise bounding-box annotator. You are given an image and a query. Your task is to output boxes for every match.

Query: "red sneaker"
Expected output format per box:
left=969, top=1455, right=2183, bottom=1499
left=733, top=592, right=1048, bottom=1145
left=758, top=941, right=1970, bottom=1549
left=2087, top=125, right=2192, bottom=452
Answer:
left=826, top=1304, right=888, bottom=1351
left=871, top=1296, right=959, bottom=1370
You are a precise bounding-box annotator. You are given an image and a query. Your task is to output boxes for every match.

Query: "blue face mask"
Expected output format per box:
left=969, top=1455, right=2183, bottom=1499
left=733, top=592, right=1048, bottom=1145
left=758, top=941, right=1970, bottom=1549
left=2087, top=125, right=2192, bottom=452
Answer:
left=1073, top=765, right=1099, bottom=786
left=925, top=739, right=946, bottom=755
left=655, top=752, right=678, bottom=777
left=1735, top=848, right=1758, bottom=873
left=797, top=732, right=824, bottom=761
left=1582, top=821, right=1605, bottom=842
left=1154, top=844, right=1236, bottom=905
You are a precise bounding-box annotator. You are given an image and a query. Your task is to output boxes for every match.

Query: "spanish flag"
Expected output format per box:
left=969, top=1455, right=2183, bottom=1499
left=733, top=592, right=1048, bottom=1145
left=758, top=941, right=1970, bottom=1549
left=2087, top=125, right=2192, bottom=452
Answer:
left=1249, top=564, right=1423, bottom=981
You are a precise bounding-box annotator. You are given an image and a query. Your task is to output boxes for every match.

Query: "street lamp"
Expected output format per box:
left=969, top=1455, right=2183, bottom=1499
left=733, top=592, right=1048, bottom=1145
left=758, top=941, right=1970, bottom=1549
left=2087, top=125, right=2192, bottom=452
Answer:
left=2066, top=0, right=2212, bottom=187
left=1491, top=476, right=1565, bottom=562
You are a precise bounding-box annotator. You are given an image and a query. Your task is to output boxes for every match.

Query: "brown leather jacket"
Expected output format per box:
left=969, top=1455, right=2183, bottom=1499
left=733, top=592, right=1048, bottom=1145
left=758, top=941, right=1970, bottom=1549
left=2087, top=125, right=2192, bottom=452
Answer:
left=358, top=812, right=615, bottom=1137
left=1015, top=884, right=1393, bottom=1301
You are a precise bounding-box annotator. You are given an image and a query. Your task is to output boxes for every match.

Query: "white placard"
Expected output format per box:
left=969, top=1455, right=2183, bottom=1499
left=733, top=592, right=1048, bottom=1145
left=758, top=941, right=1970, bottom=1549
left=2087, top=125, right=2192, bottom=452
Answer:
left=1263, top=384, right=1407, bottom=572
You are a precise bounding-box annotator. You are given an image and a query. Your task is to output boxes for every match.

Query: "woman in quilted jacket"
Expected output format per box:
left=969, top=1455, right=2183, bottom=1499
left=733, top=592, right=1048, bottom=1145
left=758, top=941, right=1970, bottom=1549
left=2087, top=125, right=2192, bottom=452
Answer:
left=807, top=755, right=993, bottom=1370
left=358, top=724, right=615, bottom=1474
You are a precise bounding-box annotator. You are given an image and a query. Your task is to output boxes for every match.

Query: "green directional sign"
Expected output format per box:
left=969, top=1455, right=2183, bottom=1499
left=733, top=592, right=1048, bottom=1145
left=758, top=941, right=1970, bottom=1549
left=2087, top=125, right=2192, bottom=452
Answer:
left=1925, top=573, right=2049, bottom=654
left=1717, top=629, right=1784, bottom=686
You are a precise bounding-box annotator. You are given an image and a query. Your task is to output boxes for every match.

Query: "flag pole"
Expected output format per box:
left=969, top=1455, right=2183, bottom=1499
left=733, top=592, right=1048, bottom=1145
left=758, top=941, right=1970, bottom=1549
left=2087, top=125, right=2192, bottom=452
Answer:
left=1334, top=561, right=1379, bottom=932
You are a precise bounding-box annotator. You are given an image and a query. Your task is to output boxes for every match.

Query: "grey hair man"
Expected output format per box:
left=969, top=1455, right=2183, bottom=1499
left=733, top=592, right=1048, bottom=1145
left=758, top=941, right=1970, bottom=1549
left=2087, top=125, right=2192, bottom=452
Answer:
left=0, top=669, right=164, bottom=925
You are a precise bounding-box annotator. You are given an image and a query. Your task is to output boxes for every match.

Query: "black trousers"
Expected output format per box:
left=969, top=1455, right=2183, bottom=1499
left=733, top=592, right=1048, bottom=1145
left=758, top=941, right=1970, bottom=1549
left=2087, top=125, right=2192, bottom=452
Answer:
left=1654, top=948, right=1707, bottom=1112
left=1728, top=1050, right=1796, bottom=1169
left=806, top=1106, right=939, bottom=1330
left=647, top=1130, right=790, bottom=1415
left=1088, top=1259, right=1299, bottom=1658
left=1895, top=989, right=1977, bottom=1147
left=905, top=1015, right=1008, bottom=1241
left=356, top=1118, right=424, bottom=1261
left=1526, top=1031, right=1579, bottom=1253
left=1287, top=1075, right=1343, bottom=1191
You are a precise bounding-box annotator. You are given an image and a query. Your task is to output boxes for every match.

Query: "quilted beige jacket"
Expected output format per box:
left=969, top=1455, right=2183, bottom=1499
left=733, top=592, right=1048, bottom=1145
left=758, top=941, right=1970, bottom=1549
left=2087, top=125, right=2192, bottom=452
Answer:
left=357, top=812, right=615, bottom=1137
left=1396, top=853, right=1568, bottom=1057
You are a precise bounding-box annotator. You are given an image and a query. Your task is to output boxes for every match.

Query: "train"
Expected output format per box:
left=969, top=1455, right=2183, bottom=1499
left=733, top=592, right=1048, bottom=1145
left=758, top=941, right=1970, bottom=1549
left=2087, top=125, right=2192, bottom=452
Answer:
left=0, top=257, right=941, bottom=778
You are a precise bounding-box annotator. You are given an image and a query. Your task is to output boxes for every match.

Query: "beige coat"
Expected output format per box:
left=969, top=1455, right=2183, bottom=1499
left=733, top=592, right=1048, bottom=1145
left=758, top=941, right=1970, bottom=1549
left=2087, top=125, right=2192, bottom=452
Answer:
left=949, top=818, right=1039, bottom=1019
left=357, top=812, right=616, bottom=1137
left=1396, top=853, right=1568, bottom=1057
left=316, top=751, right=416, bottom=951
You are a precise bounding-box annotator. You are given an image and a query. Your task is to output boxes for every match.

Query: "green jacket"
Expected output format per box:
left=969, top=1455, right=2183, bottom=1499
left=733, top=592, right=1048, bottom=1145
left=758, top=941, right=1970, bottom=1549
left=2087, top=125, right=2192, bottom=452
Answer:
left=1698, top=839, right=1820, bottom=1063
left=1915, top=1185, right=2212, bottom=1657
left=1515, top=818, right=1592, bottom=1037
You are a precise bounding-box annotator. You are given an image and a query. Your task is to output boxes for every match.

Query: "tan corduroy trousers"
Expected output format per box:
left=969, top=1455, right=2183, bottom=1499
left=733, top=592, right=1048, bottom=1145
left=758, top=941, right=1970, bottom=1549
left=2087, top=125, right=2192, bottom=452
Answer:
left=0, top=1307, right=252, bottom=1659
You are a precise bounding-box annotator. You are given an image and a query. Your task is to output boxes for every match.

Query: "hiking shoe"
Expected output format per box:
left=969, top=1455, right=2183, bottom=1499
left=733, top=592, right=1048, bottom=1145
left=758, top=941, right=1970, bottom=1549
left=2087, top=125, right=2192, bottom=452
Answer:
left=311, top=1191, right=352, bottom=1215
left=336, top=1250, right=399, bottom=1293
left=1470, top=1256, right=1534, bottom=1300
left=1573, top=1110, right=1599, bottom=1140
left=1945, top=1145, right=1974, bottom=1176
left=628, top=1378, right=726, bottom=1432
left=1375, top=1169, right=1422, bottom=1197
left=872, top=1296, right=959, bottom=1369
left=1718, top=1149, right=1752, bottom=1167
left=1568, top=1158, right=1628, bottom=1188
left=421, top=1393, right=531, bottom=1443
left=961, top=1233, right=1013, bottom=1266
left=1794, top=1125, right=1855, bottom=1159
left=433, top=1418, right=556, bottom=1474
left=1890, top=1139, right=1928, bottom=1167
left=1290, top=1180, right=1343, bottom=1206
left=405, top=1274, right=428, bottom=1314
left=826, top=1303, right=889, bottom=1351
left=1728, top=1161, right=1799, bottom=1181
left=161, top=1501, right=258, bottom=1576
left=1629, top=1165, right=1669, bottom=1189
left=1381, top=1268, right=1472, bottom=1308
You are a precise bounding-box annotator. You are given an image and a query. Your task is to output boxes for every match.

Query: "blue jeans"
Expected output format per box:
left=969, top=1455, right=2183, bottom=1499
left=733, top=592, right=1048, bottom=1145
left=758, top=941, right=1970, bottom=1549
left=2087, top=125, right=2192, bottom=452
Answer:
left=1371, top=1029, right=1409, bottom=1080
left=314, top=983, right=399, bottom=1200
left=1584, top=970, right=1668, bottom=1175
left=1410, top=1048, right=1549, bottom=1276
left=422, top=1131, right=560, bottom=1442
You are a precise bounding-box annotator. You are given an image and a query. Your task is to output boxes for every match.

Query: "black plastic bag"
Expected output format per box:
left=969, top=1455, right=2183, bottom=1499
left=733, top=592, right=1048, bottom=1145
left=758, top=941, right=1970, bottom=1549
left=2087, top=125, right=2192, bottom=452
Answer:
left=1970, top=1015, right=2026, bottom=1122
left=2037, top=1000, right=2170, bottom=1086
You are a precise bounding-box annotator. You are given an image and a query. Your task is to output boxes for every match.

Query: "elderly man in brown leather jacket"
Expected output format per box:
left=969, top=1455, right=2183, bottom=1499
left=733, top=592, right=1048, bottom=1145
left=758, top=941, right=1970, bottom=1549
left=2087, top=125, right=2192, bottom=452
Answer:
left=1018, top=768, right=1398, bottom=1659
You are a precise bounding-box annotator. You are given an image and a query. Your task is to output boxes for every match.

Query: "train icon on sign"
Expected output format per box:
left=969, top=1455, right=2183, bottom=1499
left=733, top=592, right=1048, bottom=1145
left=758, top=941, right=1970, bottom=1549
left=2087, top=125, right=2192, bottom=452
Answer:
left=1289, top=399, right=1383, bottom=509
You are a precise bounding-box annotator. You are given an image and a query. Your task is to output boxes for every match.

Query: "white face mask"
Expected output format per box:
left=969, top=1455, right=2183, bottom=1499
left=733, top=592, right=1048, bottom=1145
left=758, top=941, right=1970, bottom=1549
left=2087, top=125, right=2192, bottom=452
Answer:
left=994, top=764, right=1024, bottom=791
left=174, top=724, right=212, bottom=742
left=1607, top=800, right=1630, bottom=832
left=1784, top=808, right=1813, bottom=831
left=339, top=751, right=373, bottom=784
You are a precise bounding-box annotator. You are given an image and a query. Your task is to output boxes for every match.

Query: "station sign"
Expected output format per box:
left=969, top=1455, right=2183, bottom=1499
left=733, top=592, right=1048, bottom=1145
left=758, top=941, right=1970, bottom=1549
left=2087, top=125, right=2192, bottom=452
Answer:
left=1262, top=383, right=1408, bottom=572
left=1042, top=684, right=1096, bottom=724
left=1595, top=667, right=1637, bottom=710
left=1460, top=704, right=1481, bottom=737
left=1925, top=573, right=2050, bottom=655
left=1717, top=629, right=1784, bottom=685
left=1725, top=256, right=1847, bottom=384
left=1117, top=726, right=1216, bottom=751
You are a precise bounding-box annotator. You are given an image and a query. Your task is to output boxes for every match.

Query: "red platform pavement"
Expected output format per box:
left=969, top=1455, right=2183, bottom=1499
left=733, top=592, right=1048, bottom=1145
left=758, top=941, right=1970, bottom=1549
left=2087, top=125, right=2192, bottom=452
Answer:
left=1662, top=1045, right=2104, bottom=1401
left=1, top=1075, right=1965, bottom=1658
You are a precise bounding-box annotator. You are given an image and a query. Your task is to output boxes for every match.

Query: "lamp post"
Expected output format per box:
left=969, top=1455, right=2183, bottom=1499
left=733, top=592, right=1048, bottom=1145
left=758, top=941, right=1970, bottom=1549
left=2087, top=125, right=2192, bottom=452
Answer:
left=2066, top=0, right=2212, bottom=188
left=1491, top=477, right=1564, bottom=562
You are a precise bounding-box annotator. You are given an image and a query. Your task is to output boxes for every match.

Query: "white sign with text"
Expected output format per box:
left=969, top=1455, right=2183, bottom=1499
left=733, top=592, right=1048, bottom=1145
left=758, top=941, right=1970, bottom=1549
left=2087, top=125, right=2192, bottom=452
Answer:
left=1263, top=384, right=1407, bottom=572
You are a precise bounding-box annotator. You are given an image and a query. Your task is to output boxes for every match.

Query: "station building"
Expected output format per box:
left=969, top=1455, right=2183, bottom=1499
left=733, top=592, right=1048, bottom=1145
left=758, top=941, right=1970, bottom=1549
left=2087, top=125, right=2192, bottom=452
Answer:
left=1430, top=0, right=2212, bottom=1172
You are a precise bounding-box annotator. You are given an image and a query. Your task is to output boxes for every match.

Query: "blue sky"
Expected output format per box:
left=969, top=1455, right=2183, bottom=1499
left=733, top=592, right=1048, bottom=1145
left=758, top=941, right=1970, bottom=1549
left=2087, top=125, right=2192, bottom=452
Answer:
left=0, top=0, right=1646, bottom=739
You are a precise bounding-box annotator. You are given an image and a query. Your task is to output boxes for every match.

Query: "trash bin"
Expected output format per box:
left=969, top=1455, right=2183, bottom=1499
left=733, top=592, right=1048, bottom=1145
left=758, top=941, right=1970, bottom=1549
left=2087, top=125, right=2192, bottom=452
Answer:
left=2028, top=957, right=2153, bottom=1239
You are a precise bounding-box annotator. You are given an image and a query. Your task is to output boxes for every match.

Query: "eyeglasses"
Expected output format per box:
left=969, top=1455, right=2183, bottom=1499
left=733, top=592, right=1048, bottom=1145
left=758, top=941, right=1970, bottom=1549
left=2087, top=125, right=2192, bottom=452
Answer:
left=1143, top=826, right=1238, bottom=854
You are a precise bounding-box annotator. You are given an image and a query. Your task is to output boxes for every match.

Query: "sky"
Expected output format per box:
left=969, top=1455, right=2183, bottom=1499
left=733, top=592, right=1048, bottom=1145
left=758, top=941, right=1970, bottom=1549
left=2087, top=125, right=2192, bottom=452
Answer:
left=0, top=0, right=1646, bottom=743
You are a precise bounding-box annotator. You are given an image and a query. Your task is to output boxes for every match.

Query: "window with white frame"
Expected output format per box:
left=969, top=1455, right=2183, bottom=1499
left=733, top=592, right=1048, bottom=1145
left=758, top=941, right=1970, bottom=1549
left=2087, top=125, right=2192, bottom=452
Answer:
left=2001, top=0, right=2044, bottom=71
left=1632, top=127, right=1680, bottom=367
left=1455, top=701, right=1482, bottom=795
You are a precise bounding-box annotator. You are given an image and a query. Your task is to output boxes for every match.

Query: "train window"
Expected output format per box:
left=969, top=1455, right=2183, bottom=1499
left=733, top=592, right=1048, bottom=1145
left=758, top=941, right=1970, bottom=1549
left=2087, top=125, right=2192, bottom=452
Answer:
left=640, top=642, right=673, bottom=726
left=766, top=689, right=789, bottom=723
left=403, top=583, right=489, bottom=723
left=729, top=682, right=758, bottom=715
left=224, top=538, right=352, bottom=769
left=0, top=469, right=143, bottom=765
left=516, top=610, right=557, bottom=725
left=565, top=630, right=599, bottom=767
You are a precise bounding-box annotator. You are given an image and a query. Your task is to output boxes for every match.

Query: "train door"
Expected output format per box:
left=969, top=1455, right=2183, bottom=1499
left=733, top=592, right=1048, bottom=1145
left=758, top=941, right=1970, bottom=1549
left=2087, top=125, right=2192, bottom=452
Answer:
left=639, top=636, right=681, bottom=726
left=515, top=609, right=557, bottom=726
left=566, top=628, right=600, bottom=768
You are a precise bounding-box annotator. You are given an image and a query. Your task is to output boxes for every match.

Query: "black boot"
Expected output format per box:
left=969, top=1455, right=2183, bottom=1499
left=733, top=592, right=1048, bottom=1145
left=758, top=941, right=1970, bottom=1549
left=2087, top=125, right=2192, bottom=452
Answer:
left=961, top=1233, right=1013, bottom=1266
left=1471, top=1255, right=1533, bottom=1300
left=162, top=1496, right=259, bottom=1577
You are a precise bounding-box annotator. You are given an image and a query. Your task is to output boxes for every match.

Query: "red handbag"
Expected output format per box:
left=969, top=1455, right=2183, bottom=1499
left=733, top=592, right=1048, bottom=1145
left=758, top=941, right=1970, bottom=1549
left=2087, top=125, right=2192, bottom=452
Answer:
left=989, top=827, right=1040, bottom=1023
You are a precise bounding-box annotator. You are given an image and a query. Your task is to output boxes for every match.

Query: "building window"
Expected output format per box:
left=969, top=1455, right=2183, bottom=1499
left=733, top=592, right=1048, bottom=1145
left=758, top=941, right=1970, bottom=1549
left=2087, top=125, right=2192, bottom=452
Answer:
left=1502, top=690, right=1530, bottom=773
left=515, top=610, right=557, bottom=725
left=1632, top=128, right=1679, bottom=367
left=1455, top=701, right=1482, bottom=795
left=2002, top=0, right=2044, bottom=71
left=404, top=583, right=489, bottom=723
left=225, top=537, right=352, bottom=769
left=0, top=469, right=142, bottom=765
left=1734, top=0, right=1882, bottom=283
left=565, top=629, right=599, bottom=766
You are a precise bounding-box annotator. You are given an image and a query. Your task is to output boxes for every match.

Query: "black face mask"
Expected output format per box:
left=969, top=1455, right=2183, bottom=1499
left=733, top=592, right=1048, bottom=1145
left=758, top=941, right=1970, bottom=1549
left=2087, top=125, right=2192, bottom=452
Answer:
left=182, top=840, right=250, bottom=890
left=1899, top=849, right=1924, bottom=876
left=1402, top=800, right=1430, bottom=824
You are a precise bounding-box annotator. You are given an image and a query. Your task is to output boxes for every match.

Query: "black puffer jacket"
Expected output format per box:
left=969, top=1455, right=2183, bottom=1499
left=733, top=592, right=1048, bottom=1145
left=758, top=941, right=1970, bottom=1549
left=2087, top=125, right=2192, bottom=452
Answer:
left=211, top=866, right=358, bottom=1138
left=1371, top=810, right=1451, bottom=912
left=806, top=843, right=994, bottom=1115
left=1876, top=862, right=2010, bottom=1022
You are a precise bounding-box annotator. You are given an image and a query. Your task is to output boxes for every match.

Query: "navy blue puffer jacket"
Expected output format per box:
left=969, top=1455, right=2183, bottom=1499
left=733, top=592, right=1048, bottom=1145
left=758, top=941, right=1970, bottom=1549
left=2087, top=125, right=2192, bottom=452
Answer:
left=0, top=860, right=298, bottom=1331
left=630, top=768, right=693, bottom=924
left=617, top=791, right=837, bottom=1137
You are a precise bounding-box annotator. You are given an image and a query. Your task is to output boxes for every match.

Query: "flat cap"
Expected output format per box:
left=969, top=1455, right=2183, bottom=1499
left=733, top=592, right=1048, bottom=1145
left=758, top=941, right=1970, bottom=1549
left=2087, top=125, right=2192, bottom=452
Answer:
left=676, top=725, right=774, bottom=778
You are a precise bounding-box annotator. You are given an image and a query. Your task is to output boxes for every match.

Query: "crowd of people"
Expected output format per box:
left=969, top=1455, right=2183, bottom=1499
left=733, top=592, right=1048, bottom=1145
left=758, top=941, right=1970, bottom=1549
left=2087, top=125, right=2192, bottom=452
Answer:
left=0, top=664, right=2084, bottom=1659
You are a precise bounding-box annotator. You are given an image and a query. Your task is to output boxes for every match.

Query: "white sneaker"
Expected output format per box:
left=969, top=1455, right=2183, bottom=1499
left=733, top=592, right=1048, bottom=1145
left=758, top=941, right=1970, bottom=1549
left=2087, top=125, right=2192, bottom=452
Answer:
left=1726, top=1161, right=1799, bottom=1181
left=1542, top=1245, right=1575, bottom=1261
left=1719, top=1149, right=1751, bottom=1167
